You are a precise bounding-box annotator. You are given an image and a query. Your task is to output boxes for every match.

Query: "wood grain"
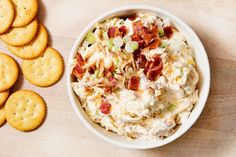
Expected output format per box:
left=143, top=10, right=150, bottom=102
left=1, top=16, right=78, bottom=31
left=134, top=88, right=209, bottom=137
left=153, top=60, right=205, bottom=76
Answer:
left=0, top=0, right=236, bottom=157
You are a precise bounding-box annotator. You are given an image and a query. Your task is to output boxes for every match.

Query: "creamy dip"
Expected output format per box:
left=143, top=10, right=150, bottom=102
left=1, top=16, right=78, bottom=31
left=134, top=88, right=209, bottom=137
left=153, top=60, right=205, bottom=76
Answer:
left=71, top=13, right=199, bottom=139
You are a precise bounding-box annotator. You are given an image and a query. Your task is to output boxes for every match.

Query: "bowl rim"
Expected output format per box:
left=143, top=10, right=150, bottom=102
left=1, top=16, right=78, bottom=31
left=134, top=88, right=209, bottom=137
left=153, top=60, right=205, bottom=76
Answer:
left=66, top=4, right=211, bottom=149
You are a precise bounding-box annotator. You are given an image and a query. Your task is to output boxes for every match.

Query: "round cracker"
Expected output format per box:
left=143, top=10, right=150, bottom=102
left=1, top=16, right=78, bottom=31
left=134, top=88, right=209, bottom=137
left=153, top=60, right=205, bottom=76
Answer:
left=8, top=23, right=48, bottom=59
left=0, top=0, right=15, bottom=34
left=12, top=0, right=38, bottom=28
left=0, top=105, right=6, bottom=126
left=0, top=53, right=19, bottom=92
left=0, top=90, right=9, bottom=106
left=0, top=19, right=38, bottom=46
left=5, top=90, right=46, bottom=131
left=22, top=47, right=64, bottom=87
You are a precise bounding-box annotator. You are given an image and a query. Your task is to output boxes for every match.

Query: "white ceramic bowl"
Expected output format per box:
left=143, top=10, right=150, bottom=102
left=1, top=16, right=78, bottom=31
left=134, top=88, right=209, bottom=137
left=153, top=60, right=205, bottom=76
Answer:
left=66, top=5, right=210, bottom=149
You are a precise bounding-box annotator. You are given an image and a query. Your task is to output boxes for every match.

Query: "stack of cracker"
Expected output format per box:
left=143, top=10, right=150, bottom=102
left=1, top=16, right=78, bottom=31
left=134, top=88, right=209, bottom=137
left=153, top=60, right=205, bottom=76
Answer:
left=0, top=0, right=63, bottom=131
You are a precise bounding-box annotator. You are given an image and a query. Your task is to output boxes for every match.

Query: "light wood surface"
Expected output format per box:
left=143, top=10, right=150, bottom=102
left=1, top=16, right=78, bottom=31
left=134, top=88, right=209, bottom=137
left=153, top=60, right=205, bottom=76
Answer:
left=1, top=0, right=236, bottom=156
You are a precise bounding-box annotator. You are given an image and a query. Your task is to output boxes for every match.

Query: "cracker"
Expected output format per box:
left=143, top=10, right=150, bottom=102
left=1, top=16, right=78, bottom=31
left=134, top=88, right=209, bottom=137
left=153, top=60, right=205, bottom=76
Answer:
left=8, top=23, right=48, bottom=59
left=0, top=105, right=6, bottom=126
left=12, top=0, right=38, bottom=28
left=0, top=90, right=9, bottom=106
left=0, top=0, right=15, bottom=34
left=0, top=53, right=19, bottom=92
left=0, top=19, right=38, bottom=46
left=22, top=47, right=64, bottom=87
left=5, top=90, right=46, bottom=131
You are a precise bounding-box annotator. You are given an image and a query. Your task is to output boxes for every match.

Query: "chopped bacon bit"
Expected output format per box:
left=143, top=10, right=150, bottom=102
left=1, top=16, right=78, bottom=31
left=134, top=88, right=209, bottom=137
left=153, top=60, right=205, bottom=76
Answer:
left=144, top=68, right=148, bottom=75
left=150, top=25, right=158, bottom=37
left=84, top=86, right=92, bottom=92
left=132, top=21, right=155, bottom=46
left=108, top=26, right=121, bottom=38
left=119, top=26, right=127, bottom=37
left=131, top=34, right=146, bottom=49
left=128, top=14, right=137, bottom=21
left=88, top=64, right=96, bottom=74
left=133, top=50, right=141, bottom=60
left=130, top=21, right=163, bottom=76
left=100, top=102, right=111, bottom=114
left=146, top=63, right=163, bottom=81
left=153, top=54, right=161, bottom=60
left=138, top=40, right=146, bottom=49
left=104, top=64, right=116, bottom=79
left=139, top=26, right=152, bottom=45
left=149, top=39, right=161, bottom=50
left=76, top=53, right=85, bottom=66
left=127, top=76, right=140, bottom=91
left=131, top=34, right=141, bottom=41
left=144, top=61, right=151, bottom=75
left=133, top=21, right=143, bottom=35
left=74, top=63, right=84, bottom=73
left=72, top=64, right=85, bottom=79
left=73, top=53, right=85, bottom=79
left=163, top=26, right=173, bottom=38
left=150, top=54, right=161, bottom=67
left=103, top=86, right=112, bottom=93
left=141, top=26, right=149, bottom=34
left=137, top=55, right=147, bottom=68
left=105, top=70, right=113, bottom=78
left=108, top=76, right=118, bottom=87
left=133, top=50, right=147, bottom=69
left=103, top=72, right=118, bottom=93
left=108, top=27, right=116, bottom=38
left=142, top=31, right=152, bottom=45
left=107, top=64, right=115, bottom=73
left=144, top=55, right=163, bottom=81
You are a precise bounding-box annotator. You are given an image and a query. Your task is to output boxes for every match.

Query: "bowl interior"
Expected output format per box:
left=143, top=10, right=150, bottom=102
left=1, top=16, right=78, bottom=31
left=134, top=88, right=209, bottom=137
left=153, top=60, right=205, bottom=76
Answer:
left=67, top=5, right=210, bottom=149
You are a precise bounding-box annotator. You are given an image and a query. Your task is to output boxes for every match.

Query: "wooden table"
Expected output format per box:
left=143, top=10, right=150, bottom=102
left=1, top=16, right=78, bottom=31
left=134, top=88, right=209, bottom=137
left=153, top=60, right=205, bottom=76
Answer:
left=0, top=0, right=236, bottom=156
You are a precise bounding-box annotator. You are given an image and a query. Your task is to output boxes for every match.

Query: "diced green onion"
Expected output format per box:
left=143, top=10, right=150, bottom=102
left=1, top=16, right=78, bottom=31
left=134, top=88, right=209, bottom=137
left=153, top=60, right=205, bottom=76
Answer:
left=158, top=29, right=164, bottom=37
left=167, top=103, right=176, bottom=111
left=94, top=70, right=99, bottom=77
left=131, top=41, right=139, bottom=51
left=102, top=32, right=109, bottom=40
left=160, top=42, right=167, bottom=48
left=115, top=58, right=119, bottom=66
left=107, top=38, right=114, bottom=50
left=86, top=32, right=96, bottom=44
left=125, top=41, right=138, bottom=53
left=123, top=35, right=131, bottom=43
left=180, top=69, right=184, bottom=75
left=114, top=46, right=120, bottom=53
